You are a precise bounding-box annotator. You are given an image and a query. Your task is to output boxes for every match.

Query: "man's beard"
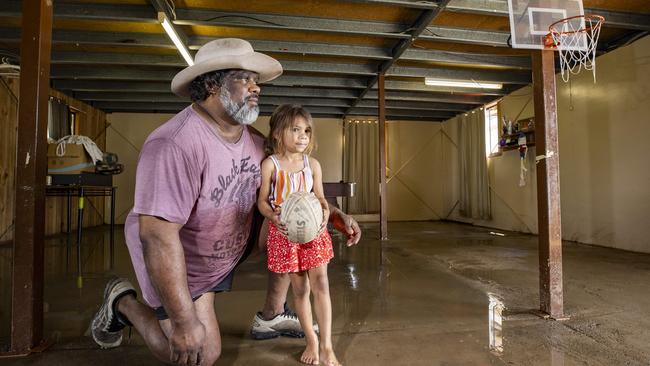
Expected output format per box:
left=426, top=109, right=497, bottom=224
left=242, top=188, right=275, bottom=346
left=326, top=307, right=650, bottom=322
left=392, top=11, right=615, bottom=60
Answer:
left=219, top=87, right=259, bottom=125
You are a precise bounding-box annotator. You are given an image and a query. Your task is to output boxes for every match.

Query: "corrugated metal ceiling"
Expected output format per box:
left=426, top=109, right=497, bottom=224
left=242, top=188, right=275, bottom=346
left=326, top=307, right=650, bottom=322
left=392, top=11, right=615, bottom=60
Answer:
left=0, top=0, right=648, bottom=120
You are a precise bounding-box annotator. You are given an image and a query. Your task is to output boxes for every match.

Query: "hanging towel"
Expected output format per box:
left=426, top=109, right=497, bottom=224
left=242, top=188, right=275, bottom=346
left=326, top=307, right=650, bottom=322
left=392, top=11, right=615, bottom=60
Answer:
left=55, top=135, right=104, bottom=163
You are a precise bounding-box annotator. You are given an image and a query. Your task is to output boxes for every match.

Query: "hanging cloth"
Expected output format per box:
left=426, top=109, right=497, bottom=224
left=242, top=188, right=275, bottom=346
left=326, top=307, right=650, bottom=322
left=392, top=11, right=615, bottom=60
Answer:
left=55, top=135, right=104, bottom=163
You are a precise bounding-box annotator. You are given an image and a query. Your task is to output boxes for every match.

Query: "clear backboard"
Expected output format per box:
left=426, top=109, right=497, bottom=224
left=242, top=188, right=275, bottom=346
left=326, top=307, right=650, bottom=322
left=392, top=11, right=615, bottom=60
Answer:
left=507, top=0, right=585, bottom=50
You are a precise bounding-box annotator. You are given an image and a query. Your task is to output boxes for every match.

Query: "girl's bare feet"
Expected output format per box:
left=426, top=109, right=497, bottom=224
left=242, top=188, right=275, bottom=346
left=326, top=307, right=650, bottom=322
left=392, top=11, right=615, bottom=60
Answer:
left=320, top=347, right=342, bottom=366
left=300, top=336, right=319, bottom=365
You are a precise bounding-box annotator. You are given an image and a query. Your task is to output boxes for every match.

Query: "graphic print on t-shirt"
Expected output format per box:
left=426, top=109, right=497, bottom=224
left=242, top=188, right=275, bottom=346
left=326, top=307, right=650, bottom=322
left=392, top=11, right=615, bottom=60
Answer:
left=210, top=157, right=260, bottom=208
left=206, top=155, right=261, bottom=269
left=207, top=206, right=248, bottom=266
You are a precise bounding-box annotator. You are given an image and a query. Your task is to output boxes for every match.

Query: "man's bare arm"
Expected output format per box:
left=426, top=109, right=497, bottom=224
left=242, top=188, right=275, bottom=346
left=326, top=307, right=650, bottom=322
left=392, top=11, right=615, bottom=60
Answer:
left=327, top=204, right=361, bottom=246
left=139, top=215, right=205, bottom=365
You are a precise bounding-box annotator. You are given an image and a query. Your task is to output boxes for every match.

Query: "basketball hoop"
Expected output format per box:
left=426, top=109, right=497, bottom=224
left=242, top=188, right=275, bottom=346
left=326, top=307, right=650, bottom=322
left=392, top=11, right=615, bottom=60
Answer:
left=545, top=14, right=605, bottom=83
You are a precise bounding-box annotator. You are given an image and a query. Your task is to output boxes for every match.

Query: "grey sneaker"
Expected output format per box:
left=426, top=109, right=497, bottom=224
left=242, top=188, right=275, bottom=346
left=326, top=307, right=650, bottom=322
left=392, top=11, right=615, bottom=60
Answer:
left=251, top=303, right=304, bottom=340
left=90, top=278, right=136, bottom=349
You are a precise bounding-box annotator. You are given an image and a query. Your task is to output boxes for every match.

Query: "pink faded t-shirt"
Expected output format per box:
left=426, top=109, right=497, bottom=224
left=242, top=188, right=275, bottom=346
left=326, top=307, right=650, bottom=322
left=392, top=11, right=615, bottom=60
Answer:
left=124, top=106, right=265, bottom=308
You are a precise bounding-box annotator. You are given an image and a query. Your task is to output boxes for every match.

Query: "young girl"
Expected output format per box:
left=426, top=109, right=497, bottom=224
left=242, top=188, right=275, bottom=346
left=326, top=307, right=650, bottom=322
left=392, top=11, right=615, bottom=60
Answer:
left=258, top=104, right=341, bottom=366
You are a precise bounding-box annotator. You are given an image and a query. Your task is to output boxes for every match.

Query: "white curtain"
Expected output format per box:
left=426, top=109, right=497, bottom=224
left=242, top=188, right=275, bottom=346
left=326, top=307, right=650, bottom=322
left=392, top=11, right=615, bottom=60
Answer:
left=344, top=121, right=379, bottom=214
left=458, top=111, right=491, bottom=220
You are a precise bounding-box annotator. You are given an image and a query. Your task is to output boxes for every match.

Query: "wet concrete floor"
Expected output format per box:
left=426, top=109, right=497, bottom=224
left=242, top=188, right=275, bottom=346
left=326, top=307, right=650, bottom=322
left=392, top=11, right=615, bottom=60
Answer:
left=1, top=221, right=649, bottom=365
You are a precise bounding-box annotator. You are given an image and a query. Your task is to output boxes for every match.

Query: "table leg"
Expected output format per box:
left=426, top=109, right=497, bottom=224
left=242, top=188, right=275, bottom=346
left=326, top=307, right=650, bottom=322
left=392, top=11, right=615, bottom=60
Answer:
left=67, top=190, right=71, bottom=234
left=110, top=187, right=116, bottom=269
left=66, top=190, right=71, bottom=272
left=77, top=187, right=85, bottom=289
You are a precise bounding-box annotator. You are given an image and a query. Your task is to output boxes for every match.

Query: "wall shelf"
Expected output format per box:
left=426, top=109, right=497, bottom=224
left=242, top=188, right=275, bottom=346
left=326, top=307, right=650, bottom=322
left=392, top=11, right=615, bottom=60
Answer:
left=500, top=142, right=536, bottom=151
left=499, top=117, right=535, bottom=153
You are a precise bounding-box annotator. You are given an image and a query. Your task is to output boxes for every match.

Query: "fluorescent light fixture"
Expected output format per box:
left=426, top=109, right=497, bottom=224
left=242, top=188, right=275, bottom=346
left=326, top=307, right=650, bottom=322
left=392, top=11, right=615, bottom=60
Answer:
left=424, top=78, right=502, bottom=89
left=159, top=12, right=194, bottom=66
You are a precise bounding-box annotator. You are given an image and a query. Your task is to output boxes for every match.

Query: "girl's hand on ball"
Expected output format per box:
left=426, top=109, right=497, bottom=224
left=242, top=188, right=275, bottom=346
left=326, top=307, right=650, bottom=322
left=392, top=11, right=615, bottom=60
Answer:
left=272, top=216, right=288, bottom=235
left=271, top=207, right=288, bottom=234
left=320, top=206, right=330, bottom=232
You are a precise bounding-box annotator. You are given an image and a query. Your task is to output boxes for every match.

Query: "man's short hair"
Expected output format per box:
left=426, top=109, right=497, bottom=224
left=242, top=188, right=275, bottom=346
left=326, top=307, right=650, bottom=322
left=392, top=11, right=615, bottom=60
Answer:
left=188, top=69, right=231, bottom=102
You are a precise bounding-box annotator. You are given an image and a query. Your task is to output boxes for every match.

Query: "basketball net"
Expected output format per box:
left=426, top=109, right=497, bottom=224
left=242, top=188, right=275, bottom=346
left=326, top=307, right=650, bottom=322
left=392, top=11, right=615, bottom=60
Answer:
left=544, top=14, right=605, bottom=83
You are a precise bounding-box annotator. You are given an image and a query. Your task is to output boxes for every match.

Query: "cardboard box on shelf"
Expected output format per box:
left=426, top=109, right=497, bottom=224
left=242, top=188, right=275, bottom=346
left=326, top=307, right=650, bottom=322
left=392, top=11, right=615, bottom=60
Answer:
left=47, top=143, right=95, bottom=174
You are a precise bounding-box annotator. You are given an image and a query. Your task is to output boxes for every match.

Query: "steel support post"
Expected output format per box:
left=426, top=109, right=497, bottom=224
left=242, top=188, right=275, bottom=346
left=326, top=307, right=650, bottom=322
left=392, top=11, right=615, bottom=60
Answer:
left=532, top=50, right=564, bottom=319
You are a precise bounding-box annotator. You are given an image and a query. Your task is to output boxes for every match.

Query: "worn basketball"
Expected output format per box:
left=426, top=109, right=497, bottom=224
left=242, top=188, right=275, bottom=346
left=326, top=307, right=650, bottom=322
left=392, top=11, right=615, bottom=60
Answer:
left=280, top=192, right=323, bottom=244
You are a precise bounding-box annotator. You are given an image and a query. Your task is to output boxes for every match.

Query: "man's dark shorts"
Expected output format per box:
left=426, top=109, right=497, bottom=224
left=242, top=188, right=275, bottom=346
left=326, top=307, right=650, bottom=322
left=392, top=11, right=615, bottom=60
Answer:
left=153, top=208, right=264, bottom=320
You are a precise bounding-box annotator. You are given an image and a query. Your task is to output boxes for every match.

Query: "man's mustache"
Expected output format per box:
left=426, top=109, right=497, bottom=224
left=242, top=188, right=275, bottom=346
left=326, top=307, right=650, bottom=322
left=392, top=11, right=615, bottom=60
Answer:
left=244, top=93, right=259, bottom=102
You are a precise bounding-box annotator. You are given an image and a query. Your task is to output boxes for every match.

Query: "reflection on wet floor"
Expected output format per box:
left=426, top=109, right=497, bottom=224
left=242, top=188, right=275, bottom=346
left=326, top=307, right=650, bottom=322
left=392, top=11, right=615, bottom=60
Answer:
left=488, top=293, right=504, bottom=355
left=1, top=221, right=650, bottom=365
left=0, top=226, right=125, bottom=344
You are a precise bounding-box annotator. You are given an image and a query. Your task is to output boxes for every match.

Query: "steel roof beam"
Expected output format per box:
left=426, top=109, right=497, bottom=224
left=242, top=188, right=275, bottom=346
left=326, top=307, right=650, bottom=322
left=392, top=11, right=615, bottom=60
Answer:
left=49, top=66, right=370, bottom=88
left=261, top=87, right=360, bottom=99
left=446, top=0, right=509, bottom=15
left=388, top=65, right=530, bottom=83
left=52, top=79, right=503, bottom=104
left=401, top=48, right=530, bottom=69
left=236, top=39, right=392, bottom=60
left=266, top=76, right=369, bottom=89
left=73, top=92, right=184, bottom=103
left=50, top=66, right=178, bottom=81
left=52, top=51, right=184, bottom=66
left=345, top=0, right=452, bottom=116
left=342, top=0, right=441, bottom=10
left=588, top=9, right=650, bottom=31
left=420, top=26, right=510, bottom=47
left=275, top=60, right=377, bottom=76
left=173, top=8, right=410, bottom=39
left=95, top=102, right=306, bottom=112
left=71, top=91, right=471, bottom=112
left=68, top=90, right=358, bottom=103
left=364, top=90, right=494, bottom=104
left=53, top=80, right=171, bottom=93
left=52, top=80, right=362, bottom=99
left=49, top=52, right=378, bottom=76
left=356, top=100, right=469, bottom=111
left=93, top=102, right=189, bottom=112
left=0, top=27, right=175, bottom=48
left=93, top=101, right=452, bottom=120
left=76, top=92, right=353, bottom=107
left=349, top=107, right=457, bottom=119
left=260, top=97, right=351, bottom=107
left=0, top=0, right=156, bottom=22
left=379, top=80, right=512, bottom=95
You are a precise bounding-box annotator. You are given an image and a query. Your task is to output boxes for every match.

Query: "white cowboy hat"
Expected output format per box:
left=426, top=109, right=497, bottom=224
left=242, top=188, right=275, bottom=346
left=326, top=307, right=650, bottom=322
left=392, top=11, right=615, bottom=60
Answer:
left=171, top=38, right=283, bottom=98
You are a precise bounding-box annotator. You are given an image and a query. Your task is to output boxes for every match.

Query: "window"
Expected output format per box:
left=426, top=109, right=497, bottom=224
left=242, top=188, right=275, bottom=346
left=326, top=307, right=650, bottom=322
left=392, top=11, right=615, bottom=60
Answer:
left=47, top=97, right=71, bottom=140
left=484, top=103, right=500, bottom=156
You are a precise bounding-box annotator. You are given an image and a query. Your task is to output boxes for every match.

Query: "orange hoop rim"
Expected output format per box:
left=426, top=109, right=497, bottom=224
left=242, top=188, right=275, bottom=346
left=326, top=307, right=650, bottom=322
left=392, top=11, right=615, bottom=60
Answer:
left=548, top=14, right=605, bottom=36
